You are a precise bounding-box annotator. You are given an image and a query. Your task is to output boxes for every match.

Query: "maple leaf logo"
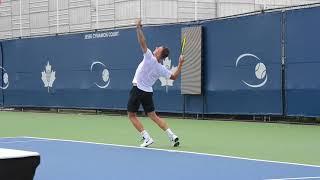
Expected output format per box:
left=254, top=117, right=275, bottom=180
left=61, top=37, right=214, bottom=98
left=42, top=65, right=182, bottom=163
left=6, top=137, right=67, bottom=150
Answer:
left=41, top=61, right=56, bottom=93
left=159, top=57, right=177, bottom=93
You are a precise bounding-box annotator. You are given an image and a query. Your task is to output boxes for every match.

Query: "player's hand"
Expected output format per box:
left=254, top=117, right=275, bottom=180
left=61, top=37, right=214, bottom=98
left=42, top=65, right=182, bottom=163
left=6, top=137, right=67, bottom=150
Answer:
left=179, top=55, right=185, bottom=65
left=136, top=19, right=142, bottom=28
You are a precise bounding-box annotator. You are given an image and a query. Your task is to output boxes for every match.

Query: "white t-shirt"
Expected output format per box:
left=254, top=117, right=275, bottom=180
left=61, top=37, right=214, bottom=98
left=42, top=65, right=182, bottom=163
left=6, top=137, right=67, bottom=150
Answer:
left=132, top=49, right=172, bottom=92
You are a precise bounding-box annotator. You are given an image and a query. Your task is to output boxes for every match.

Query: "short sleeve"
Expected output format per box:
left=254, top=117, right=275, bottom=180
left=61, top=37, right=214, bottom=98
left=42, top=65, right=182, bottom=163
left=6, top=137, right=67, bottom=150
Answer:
left=143, top=49, right=153, bottom=61
left=159, top=65, right=172, bottom=79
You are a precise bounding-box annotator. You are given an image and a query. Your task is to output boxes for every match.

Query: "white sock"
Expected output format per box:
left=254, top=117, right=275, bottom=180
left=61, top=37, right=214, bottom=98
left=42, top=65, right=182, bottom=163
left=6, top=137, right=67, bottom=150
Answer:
left=140, top=130, right=151, bottom=140
left=165, top=128, right=174, bottom=138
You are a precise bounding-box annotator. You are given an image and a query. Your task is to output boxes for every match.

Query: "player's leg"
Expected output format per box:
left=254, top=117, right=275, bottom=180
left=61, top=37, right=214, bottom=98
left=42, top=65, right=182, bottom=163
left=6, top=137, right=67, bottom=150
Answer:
left=127, top=112, right=143, bottom=132
left=141, top=92, right=180, bottom=147
left=147, top=111, right=180, bottom=147
left=147, top=111, right=168, bottom=131
left=127, top=86, right=153, bottom=147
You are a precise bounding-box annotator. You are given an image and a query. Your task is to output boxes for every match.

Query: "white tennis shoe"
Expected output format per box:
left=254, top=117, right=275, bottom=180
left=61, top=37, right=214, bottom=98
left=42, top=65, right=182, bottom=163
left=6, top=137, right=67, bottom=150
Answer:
left=170, top=134, right=180, bottom=147
left=140, top=137, right=154, bottom=147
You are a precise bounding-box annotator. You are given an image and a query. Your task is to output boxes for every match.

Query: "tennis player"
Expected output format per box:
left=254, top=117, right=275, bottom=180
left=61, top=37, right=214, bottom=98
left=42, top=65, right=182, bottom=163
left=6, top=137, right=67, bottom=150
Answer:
left=127, top=19, right=184, bottom=147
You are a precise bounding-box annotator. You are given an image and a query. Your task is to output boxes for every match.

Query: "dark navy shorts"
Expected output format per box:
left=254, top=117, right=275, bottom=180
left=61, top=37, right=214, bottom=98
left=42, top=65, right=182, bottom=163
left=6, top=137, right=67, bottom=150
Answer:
left=127, top=86, right=155, bottom=113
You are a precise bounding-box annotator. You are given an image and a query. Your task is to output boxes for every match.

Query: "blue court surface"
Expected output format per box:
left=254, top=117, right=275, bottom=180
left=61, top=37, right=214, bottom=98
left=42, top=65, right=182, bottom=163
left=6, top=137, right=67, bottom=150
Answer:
left=0, top=137, right=319, bottom=180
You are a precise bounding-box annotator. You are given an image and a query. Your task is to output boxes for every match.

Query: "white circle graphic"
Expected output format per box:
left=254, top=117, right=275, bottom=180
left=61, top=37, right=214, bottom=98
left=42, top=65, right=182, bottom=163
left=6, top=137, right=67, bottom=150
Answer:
left=90, top=61, right=110, bottom=89
left=236, top=53, right=268, bottom=88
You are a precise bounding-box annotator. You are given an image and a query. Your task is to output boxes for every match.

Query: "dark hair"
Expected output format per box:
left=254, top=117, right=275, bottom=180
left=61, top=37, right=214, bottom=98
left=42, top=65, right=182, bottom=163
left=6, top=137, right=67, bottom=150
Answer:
left=160, top=46, right=170, bottom=59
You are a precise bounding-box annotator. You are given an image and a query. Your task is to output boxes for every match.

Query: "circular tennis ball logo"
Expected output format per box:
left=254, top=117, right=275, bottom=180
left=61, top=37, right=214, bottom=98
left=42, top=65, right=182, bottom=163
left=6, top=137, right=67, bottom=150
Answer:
left=102, top=69, right=109, bottom=82
left=255, top=62, right=266, bottom=79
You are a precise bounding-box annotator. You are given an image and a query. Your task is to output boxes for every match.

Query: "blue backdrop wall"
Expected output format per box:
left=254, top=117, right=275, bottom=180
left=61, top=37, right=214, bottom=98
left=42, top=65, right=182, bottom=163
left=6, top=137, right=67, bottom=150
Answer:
left=285, top=7, right=320, bottom=117
left=202, top=12, right=282, bottom=115
left=1, top=26, right=185, bottom=111
left=1, top=6, right=320, bottom=116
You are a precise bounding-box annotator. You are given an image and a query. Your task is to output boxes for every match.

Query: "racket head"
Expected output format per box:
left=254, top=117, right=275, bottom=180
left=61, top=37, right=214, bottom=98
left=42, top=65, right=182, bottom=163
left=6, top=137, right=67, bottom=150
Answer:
left=181, top=36, right=186, bottom=55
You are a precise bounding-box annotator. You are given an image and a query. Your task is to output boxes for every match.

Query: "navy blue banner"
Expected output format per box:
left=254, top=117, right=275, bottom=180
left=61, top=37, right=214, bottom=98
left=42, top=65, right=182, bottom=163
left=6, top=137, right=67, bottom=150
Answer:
left=4, top=7, right=320, bottom=116
left=285, top=7, right=320, bottom=117
left=2, top=25, right=184, bottom=111
left=184, top=95, right=205, bottom=114
left=203, top=13, right=283, bottom=115
left=2, top=31, right=132, bottom=108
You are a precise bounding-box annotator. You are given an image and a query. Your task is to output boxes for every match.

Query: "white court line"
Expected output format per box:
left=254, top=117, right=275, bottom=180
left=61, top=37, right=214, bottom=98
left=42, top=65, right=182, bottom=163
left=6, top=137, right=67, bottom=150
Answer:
left=265, top=177, right=320, bottom=180
left=1, top=136, right=320, bottom=169
left=0, top=136, right=25, bottom=139
left=0, top=136, right=49, bottom=144
left=0, top=139, right=50, bottom=144
left=8, top=136, right=318, bottom=169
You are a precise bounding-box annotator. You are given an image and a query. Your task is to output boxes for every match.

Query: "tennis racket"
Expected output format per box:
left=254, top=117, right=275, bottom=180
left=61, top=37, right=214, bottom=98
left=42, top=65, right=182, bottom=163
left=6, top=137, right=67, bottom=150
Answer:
left=181, top=36, right=186, bottom=55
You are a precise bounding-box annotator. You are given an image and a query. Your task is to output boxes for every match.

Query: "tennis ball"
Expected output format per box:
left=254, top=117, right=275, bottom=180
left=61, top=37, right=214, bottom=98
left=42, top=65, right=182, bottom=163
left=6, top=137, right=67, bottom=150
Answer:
left=3, top=73, right=8, bottom=84
left=255, top=62, right=266, bottom=79
left=102, top=69, right=109, bottom=82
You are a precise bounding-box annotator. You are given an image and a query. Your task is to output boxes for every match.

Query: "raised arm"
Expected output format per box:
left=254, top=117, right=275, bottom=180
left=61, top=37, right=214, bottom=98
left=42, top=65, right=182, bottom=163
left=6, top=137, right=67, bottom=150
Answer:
left=136, top=19, right=147, bottom=53
left=170, top=55, right=185, bottom=80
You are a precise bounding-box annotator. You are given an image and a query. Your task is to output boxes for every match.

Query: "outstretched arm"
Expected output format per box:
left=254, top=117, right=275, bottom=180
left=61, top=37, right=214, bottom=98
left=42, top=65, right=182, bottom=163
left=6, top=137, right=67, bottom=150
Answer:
left=136, top=19, right=147, bottom=53
left=170, top=55, right=185, bottom=80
